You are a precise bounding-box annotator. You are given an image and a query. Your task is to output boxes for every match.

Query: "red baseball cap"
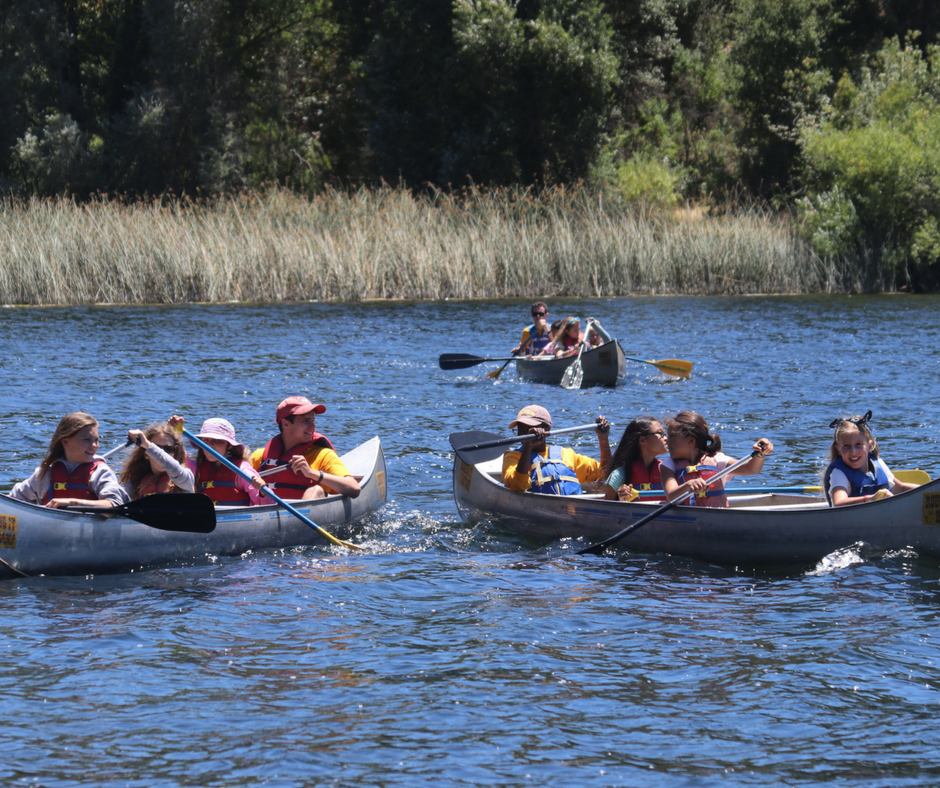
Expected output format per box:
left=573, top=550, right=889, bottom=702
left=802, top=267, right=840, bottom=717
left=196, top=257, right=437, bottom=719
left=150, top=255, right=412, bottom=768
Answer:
left=276, top=396, right=326, bottom=422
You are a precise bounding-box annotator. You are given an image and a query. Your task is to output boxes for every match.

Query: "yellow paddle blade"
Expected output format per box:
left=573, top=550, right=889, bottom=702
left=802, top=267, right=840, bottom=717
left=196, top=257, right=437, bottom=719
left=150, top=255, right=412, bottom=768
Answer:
left=895, top=469, right=931, bottom=484
left=652, top=358, right=693, bottom=377
left=486, top=360, right=512, bottom=379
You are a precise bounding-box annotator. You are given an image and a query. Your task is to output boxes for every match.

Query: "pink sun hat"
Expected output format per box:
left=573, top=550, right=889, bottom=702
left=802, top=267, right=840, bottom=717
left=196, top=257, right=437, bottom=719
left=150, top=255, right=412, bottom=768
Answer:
left=194, top=418, right=246, bottom=452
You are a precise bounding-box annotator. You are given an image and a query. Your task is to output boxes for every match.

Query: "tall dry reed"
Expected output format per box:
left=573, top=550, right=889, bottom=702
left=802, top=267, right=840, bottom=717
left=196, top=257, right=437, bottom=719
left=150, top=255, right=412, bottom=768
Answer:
left=0, top=187, right=853, bottom=305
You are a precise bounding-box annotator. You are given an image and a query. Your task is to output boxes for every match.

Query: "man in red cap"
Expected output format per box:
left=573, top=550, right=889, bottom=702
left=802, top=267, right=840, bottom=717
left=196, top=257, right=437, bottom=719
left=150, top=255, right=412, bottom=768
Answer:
left=501, top=405, right=610, bottom=494
left=249, top=396, right=361, bottom=500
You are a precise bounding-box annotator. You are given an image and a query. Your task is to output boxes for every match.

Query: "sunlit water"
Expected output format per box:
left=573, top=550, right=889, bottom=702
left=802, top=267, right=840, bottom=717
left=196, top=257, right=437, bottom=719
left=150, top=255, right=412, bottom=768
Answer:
left=1, top=295, right=940, bottom=786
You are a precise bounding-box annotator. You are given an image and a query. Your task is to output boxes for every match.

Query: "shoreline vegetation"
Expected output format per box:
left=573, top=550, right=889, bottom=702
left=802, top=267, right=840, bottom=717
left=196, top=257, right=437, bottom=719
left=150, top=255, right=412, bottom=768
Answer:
left=0, top=186, right=887, bottom=307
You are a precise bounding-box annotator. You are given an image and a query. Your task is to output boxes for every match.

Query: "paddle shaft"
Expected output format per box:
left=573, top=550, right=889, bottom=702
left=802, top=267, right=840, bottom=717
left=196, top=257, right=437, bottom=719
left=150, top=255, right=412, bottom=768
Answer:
left=489, top=332, right=536, bottom=379
left=578, top=450, right=761, bottom=556
left=181, top=428, right=362, bottom=550
left=101, top=441, right=133, bottom=460
left=623, top=356, right=692, bottom=377
left=634, top=484, right=822, bottom=496
left=454, top=423, right=600, bottom=454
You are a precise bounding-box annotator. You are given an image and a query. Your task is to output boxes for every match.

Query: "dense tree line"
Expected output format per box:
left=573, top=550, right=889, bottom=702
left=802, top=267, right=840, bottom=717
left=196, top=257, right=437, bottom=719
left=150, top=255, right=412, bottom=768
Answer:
left=1, top=0, right=938, bottom=285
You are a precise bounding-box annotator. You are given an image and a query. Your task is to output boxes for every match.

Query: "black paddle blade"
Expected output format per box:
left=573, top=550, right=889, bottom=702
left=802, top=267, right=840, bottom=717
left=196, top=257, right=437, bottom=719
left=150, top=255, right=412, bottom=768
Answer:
left=74, top=493, right=217, bottom=533
left=449, top=429, right=520, bottom=465
left=439, top=353, right=487, bottom=370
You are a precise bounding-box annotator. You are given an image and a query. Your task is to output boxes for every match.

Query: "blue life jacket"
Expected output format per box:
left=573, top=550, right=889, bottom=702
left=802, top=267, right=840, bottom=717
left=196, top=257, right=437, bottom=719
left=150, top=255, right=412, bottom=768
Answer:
left=524, top=323, right=552, bottom=355
left=824, top=457, right=890, bottom=506
left=530, top=446, right=582, bottom=495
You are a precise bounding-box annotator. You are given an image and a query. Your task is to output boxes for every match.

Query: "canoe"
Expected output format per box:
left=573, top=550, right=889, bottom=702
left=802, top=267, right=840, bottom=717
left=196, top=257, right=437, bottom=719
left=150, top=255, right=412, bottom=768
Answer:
left=0, top=437, right=387, bottom=578
left=515, top=340, right=625, bottom=387
left=452, top=453, right=940, bottom=567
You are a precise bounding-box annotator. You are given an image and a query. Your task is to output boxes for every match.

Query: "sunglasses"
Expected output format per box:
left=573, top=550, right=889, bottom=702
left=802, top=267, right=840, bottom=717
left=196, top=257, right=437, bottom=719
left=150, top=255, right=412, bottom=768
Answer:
left=153, top=443, right=177, bottom=452
left=828, top=409, right=872, bottom=430
left=532, top=311, right=547, bottom=316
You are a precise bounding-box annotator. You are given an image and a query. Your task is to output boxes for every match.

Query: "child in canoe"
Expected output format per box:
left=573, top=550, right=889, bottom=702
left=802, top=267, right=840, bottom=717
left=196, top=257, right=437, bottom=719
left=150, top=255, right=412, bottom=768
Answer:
left=185, top=418, right=265, bottom=506
left=8, top=412, right=129, bottom=508
left=660, top=411, right=773, bottom=507
left=602, top=415, right=669, bottom=501
left=120, top=416, right=195, bottom=499
left=823, top=411, right=920, bottom=506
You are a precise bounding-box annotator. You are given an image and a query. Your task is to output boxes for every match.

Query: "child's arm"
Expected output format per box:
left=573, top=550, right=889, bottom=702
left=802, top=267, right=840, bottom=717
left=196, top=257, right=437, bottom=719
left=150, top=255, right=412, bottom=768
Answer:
left=661, top=464, right=708, bottom=502
left=730, top=439, right=774, bottom=476
left=830, top=485, right=892, bottom=506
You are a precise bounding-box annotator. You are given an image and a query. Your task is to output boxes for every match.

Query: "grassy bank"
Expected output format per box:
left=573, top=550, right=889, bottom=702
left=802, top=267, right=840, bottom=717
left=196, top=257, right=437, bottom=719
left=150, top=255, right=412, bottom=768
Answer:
left=0, top=187, right=867, bottom=306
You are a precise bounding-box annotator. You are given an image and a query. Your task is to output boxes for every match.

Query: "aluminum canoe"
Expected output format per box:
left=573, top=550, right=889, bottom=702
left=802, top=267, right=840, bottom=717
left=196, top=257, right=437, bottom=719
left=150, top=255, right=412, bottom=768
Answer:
left=515, top=340, right=625, bottom=387
left=0, top=437, right=387, bottom=578
left=452, top=454, right=940, bottom=567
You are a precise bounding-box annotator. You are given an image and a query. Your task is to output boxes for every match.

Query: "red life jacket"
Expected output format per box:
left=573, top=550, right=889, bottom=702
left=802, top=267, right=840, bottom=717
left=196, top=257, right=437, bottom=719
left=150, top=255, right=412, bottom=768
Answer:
left=631, top=458, right=665, bottom=502
left=197, top=460, right=251, bottom=505
left=676, top=456, right=727, bottom=507
left=138, top=472, right=176, bottom=498
left=44, top=459, right=105, bottom=504
left=258, top=433, right=334, bottom=499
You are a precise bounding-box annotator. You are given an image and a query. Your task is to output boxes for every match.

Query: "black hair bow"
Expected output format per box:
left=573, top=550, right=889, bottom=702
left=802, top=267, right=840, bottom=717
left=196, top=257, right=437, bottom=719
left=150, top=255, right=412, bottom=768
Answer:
left=828, top=409, right=873, bottom=430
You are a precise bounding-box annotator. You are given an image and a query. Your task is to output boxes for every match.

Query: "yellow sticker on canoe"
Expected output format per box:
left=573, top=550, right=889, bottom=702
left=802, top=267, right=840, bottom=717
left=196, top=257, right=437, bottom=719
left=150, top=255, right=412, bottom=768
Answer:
left=459, top=461, right=473, bottom=492
left=924, top=493, right=940, bottom=526
left=0, top=514, right=17, bottom=549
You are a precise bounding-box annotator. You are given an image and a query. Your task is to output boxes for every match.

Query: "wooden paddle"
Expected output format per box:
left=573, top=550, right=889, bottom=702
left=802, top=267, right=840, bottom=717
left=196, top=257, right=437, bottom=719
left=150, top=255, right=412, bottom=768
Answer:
left=561, top=318, right=587, bottom=390
left=488, top=332, right=536, bottom=379
left=624, top=356, right=693, bottom=378
left=578, top=450, right=761, bottom=556
left=439, top=353, right=520, bottom=371
left=71, top=493, right=217, bottom=533
left=181, top=427, right=364, bottom=551
left=450, top=423, right=601, bottom=466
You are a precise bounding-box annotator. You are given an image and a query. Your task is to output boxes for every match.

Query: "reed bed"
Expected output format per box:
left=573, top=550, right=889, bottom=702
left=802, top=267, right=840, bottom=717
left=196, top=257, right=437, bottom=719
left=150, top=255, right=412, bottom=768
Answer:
left=0, top=186, right=853, bottom=306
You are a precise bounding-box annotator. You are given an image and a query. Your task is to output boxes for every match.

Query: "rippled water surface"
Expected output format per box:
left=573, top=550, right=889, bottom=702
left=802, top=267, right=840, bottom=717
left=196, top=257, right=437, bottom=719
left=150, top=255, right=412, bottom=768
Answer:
left=2, top=296, right=940, bottom=787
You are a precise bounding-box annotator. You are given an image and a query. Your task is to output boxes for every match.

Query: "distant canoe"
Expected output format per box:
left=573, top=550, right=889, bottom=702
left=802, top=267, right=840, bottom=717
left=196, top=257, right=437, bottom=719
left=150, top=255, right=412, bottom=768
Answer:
left=452, top=453, right=940, bottom=567
left=0, top=437, right=387, bottom=578
left=516, top=340, right=625, bottom=388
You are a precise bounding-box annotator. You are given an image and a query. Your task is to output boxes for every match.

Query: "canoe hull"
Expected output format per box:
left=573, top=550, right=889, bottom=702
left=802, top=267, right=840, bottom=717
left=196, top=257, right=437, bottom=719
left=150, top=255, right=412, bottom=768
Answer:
left=0, top=437, right=387, bottom=578
left=452, top=455, right=940, bottom=567
left=515, top=341, right=625, bottom=387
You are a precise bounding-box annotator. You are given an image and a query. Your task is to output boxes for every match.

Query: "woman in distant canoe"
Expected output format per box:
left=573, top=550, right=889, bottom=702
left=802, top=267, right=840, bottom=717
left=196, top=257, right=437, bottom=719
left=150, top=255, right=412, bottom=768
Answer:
left=8, top=412, right=128, bottom=508
left=553, top=317, right=584, bottom=358
left=660, top=411, right=772, bottom=508
left=823, top=411, right=919, bottom=506
left=601, top=416, right=669, bottom=502
left=120, top=417, right=195, bottom=499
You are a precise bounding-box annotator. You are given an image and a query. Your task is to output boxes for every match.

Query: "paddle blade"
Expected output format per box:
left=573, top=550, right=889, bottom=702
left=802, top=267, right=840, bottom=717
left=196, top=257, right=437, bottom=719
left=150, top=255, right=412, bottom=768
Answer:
left=561, top=359, right=583, bottom=389
left=449, top=430, right=512, bottom=465
left=895, top=469, right=930, bottom=484
left=652, top=359, right=693, bottom=378
left=486, top=359, right=513, bottom=379
left=73, top=493, right=217, bottom=533
left=439, top=353, right=487, bottom=370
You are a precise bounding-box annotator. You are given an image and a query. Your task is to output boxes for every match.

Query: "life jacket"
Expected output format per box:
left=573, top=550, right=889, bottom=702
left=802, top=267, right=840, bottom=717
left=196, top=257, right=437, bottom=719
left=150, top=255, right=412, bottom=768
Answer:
left=524, top=323, right=552, bottom=356
left=823, top=457, right=890, bottom=506
left=630, top=458, right=665, bottom=502
left=137, top=472, right=176, bottom=498
left=44, top=459, right=105, bottom=504
left=258, top=433, right=335, bottom=499
left=197, top=460, right=251, bottom=505
left=676, top=456, right=727, bottom=507
left=530, top=446, right=582, bottom=495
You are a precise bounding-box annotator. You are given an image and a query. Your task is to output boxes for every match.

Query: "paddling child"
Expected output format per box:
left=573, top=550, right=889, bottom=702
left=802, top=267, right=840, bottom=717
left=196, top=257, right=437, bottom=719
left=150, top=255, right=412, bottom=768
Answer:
left=602, top=416, right=669, bottom=502
left=121, top=417, right=195, bottom=499
left=249, top=396, right=361, bottom=500
left=511, top=302, right=552, bottom=357
left=660, top=411, right=772, bottom=507
left=185, top=418, right=265, bottom=506
left=553, top=317, right=584, bottom=358
left=8, top=412, right=129, bottom=508
left=823, top=411, right=919, bottom=507
left=502, top=405, right=611, bottom=494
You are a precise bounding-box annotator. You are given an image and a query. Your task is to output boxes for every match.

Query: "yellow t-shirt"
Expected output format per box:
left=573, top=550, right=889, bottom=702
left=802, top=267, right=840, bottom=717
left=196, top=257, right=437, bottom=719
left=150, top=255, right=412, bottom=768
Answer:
left=250, top=442, right=352, bottom=495
left=502, top=446, right=603, bottom=492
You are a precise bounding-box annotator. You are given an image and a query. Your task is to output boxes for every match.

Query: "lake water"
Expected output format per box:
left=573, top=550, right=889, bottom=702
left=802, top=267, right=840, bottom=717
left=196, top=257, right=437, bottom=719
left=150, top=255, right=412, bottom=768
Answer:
left=2, top=295, right=940, bottom=787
